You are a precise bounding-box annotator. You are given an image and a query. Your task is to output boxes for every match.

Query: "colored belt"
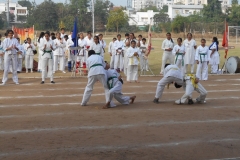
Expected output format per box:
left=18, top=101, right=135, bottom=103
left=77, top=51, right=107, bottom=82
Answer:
left=199, top=53, right=206, bottom=63
left=42, top=50, right=52, bottom=59
left=90, top=63, right=103, bottom=69
left=107, top=76, right=117, bottom=89
left=96, top=53, right=100, bottom=55
left=175, top=53, right=184, bottom=66
left=186, top=74, right=198, bottom=89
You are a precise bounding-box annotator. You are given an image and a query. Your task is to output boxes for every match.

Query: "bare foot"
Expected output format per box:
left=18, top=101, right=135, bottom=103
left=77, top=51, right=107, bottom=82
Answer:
left=135, top=80, right=140, bottom=83
left=102, top=102, right=110, bottom=109
left=130, top=96, right=136, bottom=104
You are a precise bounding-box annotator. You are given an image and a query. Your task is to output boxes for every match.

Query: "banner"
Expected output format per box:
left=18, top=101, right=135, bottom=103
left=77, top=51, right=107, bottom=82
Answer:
left=12, top=26, right=35, bottom=43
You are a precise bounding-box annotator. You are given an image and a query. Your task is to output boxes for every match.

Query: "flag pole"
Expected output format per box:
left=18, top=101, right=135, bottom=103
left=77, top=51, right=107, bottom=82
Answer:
left=92, top=0, right=95, bottom=36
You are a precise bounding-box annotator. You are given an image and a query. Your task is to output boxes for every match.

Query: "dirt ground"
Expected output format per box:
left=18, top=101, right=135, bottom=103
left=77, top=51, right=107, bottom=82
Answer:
left=0, top=72, right=240, bottom=160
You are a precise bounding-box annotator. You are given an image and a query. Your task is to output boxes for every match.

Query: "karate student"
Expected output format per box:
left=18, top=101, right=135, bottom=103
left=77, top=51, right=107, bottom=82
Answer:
left=153, top=64, right=183, bottom=104
left=16, top=38, right=25, bottom=73
left=64, top=35, right=74, bottom=72
left=137, top=34, right=142, bottom=47
left=24, top=38, right=36, bottom=73
left=68, top=31, right=73, bottom=40
left=53, top=33, right=66, bottom=73
left=103, top=67, right=136, bottom=109
left=77, top=33, right=87, bottom=67
left=40, top=32, right=56, bottom=84
left=60, top=28, right=66, bottom=39
left=84, top=31, right=94, bottom=59
left=123, top=33, right=130, bottom=76
left=99, top=34, right=106, bottom=58
left=126, top=40, right=141, bottom=83
left=0, top=34, right=4, bottom=71
left=108, top=37, right=117, bottom=68
left=183, top=33, right=197, bottom=74
left=89, top=36, right=103, bottom=56
left=172, top=38, right=185, bottom=75
left=1, top=30, right=19, bottom=85
left=160, top=33, right=174, bottom=74
left=195, top=39, right=210, bottom=80
left=140, top=38, right=149, bottom=71
left=209, top=37, right=220, bottom=74
left=37, top=32, right=45, bottom=72
left=175, top=74, right=207, bottom=105
left=114, top=34, right=125, bottom=71
left=81, top=50, right=109, bottom=106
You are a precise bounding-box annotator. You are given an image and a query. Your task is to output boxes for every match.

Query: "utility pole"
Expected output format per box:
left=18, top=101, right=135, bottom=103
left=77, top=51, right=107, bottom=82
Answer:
left=6, top=0, right=10, bottom=28
left=92, top=0, right=95, bottom=36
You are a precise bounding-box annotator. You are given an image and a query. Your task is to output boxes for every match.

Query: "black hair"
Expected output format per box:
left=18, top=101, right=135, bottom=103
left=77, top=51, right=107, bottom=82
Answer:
left=45, top=32, right=50, bottom=36
left=213, top=37, right=219, bottom=45
left=138, top=35, right=142, bottom=38
left=88, top=50, right=95, bottom=57
left=99, top=34, right=103, bottom=36
left=64, top=35, right=69, bottom=40
left=177, top=38, right=182, bottom=42
left=38, top=32, right=45, bottom=43
left=16, top=38, right=20, bottom=41
left=130, top=33, right=135, bottom=36
left=166, top=32, right=174, bottom=44
left=52, top=36, right=56, bottom=40
left=187, top=33, right=192, bottom=37
left=201, top=38, right=206, bottom=42
left=113, top=37, right=117, bottom=40
left=51, top=32, right=55, bottom=36
left=4, top=32, right=7, bottom=37
left=6, top=30, right=14, bottom=34
left=61, top=28, right=65, bottom=30
left=165, top=63, right=170, bottom=68
left=87, top=31, right=91, bottom=34
left=27, top=37, right=31, bottom=41
left=104, top=61, right=108, bottom=64
left=174, top=82, right=182, bottom=88
left=117, top=34, right=121, bottom=37
left=94, top=36, right=100, bottom=44
left=142, top=38, right=146, bottom=41
left=131, top=40, right=136, bottom=44
left=125, top=33, right=129, bottom=36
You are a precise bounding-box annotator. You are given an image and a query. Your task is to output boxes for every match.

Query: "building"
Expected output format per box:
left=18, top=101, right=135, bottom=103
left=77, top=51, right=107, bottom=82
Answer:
left=124, top=10, right=159, bottom=27
left=173, top=0, right=207, bottom=5
left=0, top=2, right=28, bottom=23
left=132, top=0, right=174, bottom=11
left=168, top=4, right=203, bottom=20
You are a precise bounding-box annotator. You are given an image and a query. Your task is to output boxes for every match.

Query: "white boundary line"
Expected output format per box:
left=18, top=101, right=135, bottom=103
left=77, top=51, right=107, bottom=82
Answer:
left=0, top=138, right=239, bottom=157
left=209, top=157, right=240, bottom=160
left=0, top=118, right=239, bottom=134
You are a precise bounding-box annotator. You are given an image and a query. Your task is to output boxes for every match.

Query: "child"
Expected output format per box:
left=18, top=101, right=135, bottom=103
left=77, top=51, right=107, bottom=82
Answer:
left=53, top=32, right=66, bottom=73
left=37, top=32, right=45, bottom=72
left=123, top=33, right=130, bottom=76
left=24, top=38, right=36, bottom=73
left=114, top=34, right=125, bottom=71
left=77, top=32, right=87, bottom=67
left=195, top=39, right=210, bottom=80
left=175, top=74, right=207, bottom=105
left=89, top=36, right=103, bottom=56
left=108, top=37, right=117, bottom=69
left=103, top=67, right=136, bottom=109
left=64, top=35, right=74, bottom=72
left=126, top=40, right=141, bottom=83
left=139, top=38, right=149, bottom=71
left=172, top=38, right=185, bottom=76
left=209, top=37, right=220, bottom=74
left=0, top=34, right=4, bottom=71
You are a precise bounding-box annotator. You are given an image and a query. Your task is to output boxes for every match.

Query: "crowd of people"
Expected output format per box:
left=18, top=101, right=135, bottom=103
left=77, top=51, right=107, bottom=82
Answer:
left=0, top=28, right=221, bottom=107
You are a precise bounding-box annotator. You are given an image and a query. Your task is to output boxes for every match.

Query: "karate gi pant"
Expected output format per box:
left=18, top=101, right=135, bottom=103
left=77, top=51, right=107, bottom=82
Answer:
left=25, top=55, right=33, bottom=69
left=175, top=59, right=185, bottom=76
left=185, top=64, right=195, bottom=74
left=107, top=81, right=130, bottom=105
left=155, top=76, right=183, bottom=99
left=0, top=56, right=4, bottom=70
left=211, top=64, right=218, bottom=74
left=196, top=61, right=208, bottom=80
left=41, top=53, right=53, bottom=82
left=123, top=49, right=129, bottom=76
left=2, top=54, right=18, bottom=83
left=38, top=50, right=43, bottom=71
left=110, top=54, right=115, bottom=69
left=77, top=55, right=86, bottom=67
left=81, top=74, right=109, bottom=105
left=160, top=52, right=174, bottom=74
left=127, top=65, right=138, bottom=81
left=114, top=54, right=124, bottom=70
left=175, top=80, right=207, bottom=104
left=140, top=56, right=148, bottom=71
left=17, top=58, right=23, bottom=72
left=53, top=55, right=65, bottom=72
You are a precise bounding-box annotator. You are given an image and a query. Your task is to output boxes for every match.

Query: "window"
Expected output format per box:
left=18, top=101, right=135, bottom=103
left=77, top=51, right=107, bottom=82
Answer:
left=10, top=7, right=15, bottom=10
left=17, top=9, right=26, bottom=14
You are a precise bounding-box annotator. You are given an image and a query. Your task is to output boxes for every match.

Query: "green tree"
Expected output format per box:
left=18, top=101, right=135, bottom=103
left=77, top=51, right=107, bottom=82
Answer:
left=229, top=1, right=240, bottom=25
left=107, top=8, right=128, bottom=33
left=153, top=12, right=169, bottom=24
left=18, top=1, right=33, bottom=10
left=171, top=15, right=189, bottom=33
left=202, top=0, right=223, bottom=22
left=161, top=5, right=168, bottom=12
left=0, top=17, right=4, bottom=29
left=232, top=0, right=238, bottom=5
left=140, top=6, right=159, bottom=12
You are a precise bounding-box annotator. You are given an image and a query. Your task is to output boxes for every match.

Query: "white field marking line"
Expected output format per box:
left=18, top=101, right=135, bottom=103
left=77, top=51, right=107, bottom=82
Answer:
left=1, top=89, right=240, bottom=100
left=0, top=138, right=240, bottom=157
left=0, top=118, right=240, bottom=135
left=209, top=157, right=240, bottom=160
left=215, top=79, right=240, bottom=82
left=0, top=96, right=239, bottom=107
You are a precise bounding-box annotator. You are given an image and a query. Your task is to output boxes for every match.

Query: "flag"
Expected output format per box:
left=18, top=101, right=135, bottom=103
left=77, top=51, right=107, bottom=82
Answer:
left=147, top=21, right=152, bottom=56
left=72, top=17, right=78, bottom=55
left=222, top=20, right=228, bottom=59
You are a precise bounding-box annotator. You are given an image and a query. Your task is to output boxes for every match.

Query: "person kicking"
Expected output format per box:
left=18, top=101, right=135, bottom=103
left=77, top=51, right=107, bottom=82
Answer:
left=103, top=67, right=136, bottom=109
left=153, top=64, right=183, bottom=104
left=175, top=74, right=207, bottom=105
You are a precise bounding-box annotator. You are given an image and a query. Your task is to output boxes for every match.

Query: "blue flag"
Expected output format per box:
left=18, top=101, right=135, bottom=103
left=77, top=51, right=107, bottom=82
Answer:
left=72, top=17, right=78, bottom=55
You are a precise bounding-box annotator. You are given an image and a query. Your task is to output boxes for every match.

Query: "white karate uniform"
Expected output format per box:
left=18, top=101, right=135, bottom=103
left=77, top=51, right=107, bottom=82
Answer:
left=183, top=39, right=197, bottom=73
left=81, top=55, right=109, bottom=106
left=209, top=42, right=220, bottom=74
left=37, top=38, right=44, bottom=71
left=89, top=43, right=103, bottom=57
left=106, top=69, right=130, bottom=105
left=160, top=39, right=174, bottom=74
left=123, top=38, right=130, bottom=76
left=16, top=43, right=25, bottom=72
left=0, top=41, right=4, bottom=70
left=53, top=39, right=66, bottom=72
left=2, top=37, right=19, bottom=84
left=24, top=43, right=36, bottom=70
left=108, top=41, right=115, bottom=68
left=84, top=36, right=94, bottom=59
left=126, top=47, right=141, bottom=81
left=114, top=40, right=125, bottom=70
left=155, top=65, right=183, bottom=99
left=195, top=45, right=210, bottom=80
left=172, top=44, right=185, bottom=76
left=77, top=38, right=87, bottom=66
left=65, top=39, right=74, bottom=61
left=60, top=33, right=66, bottom=39
left=40, top=39, right=56, bottom=82
left=175, top=74, right=207, bottom=104
left=139, top=43, right=149, bottom=71
left=99, top=39, right=106, bottom=58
